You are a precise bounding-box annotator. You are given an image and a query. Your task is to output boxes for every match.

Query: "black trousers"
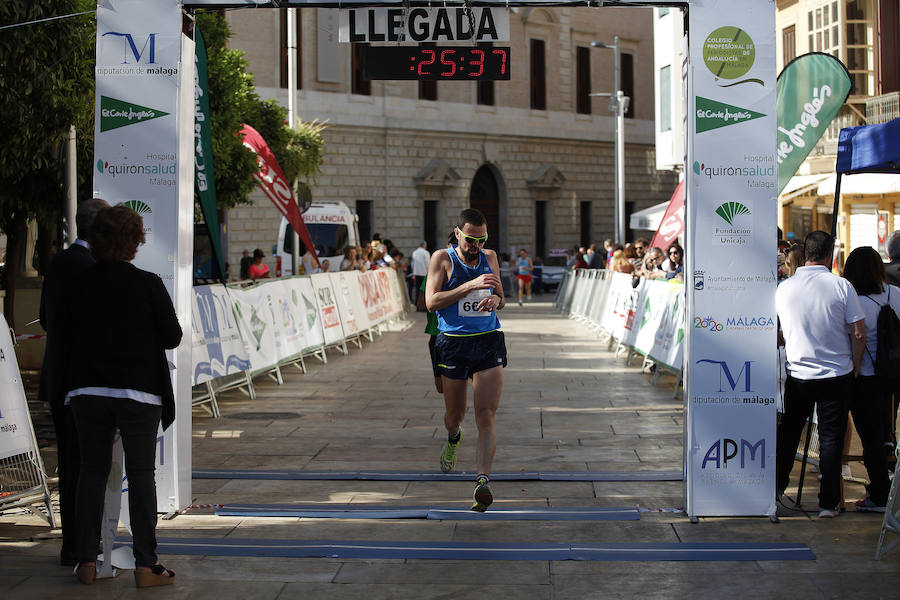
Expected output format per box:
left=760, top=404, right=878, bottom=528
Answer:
left=776, top=374, right=852, bottom=510
left=71, top=395, right=162, bottom=567
left=50, top=403, right=80, bottom=564
left=851, top=376, right=891, bottom=505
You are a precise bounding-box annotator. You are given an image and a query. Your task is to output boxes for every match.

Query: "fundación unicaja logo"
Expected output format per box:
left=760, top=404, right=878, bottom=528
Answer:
left=99, top=96, right=169, bottom=132
left=120, top=200, right=151, bottom=215
left=715, top=202, right=750, bottom=226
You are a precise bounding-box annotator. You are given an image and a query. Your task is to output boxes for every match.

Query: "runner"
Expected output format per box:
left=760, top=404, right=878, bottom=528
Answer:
left=516, top=248, right=534, bottom=305
left=425, top=208, right=506, bottom=511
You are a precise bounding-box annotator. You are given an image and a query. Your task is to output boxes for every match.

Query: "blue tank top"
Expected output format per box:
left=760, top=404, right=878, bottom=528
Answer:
left=436, top=247, right=501, bottom=335
left=517, top=256, right=531, bottom=274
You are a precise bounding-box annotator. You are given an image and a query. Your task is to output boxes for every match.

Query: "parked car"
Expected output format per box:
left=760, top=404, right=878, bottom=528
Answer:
left=533, top=264, right=566, bottom=293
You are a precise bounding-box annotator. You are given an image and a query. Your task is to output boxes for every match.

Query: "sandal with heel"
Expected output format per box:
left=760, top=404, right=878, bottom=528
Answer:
left=134, top=564, right=176, bottom=588
left=74, top=562, right=96, bottom=585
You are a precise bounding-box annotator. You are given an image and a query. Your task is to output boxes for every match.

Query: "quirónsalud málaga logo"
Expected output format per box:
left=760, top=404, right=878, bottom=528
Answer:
left=99, top=96, right=169, bottom=132
left=696, top=96, right=765, bottom=133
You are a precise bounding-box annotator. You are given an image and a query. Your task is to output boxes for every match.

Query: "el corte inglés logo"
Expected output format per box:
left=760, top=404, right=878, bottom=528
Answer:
left=99, top=96, right=169, bottom=132
left=696, top=96, right=765, bottom=133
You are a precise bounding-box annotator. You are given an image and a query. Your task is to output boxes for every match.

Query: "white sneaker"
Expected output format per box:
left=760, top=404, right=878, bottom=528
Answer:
left=818, top=508, right=840, bottom=519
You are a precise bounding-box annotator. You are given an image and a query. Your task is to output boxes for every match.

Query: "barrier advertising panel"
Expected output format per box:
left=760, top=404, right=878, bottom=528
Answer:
left=310, top=273, right=346, bottom=346
left=685, top=0, right=777, bottom=517
left=191, top=285, right=251, bottom=386
left=0, top=318, right=34, bottom=461
left=359, top=270, right=388, bottom=325
left=285, top=277, right=326, bottom=351
left=228, top=285, right=280, bottom=372
left=260, top=280, right=309, bottom=360
left=328, top=271, right=370, bottom=336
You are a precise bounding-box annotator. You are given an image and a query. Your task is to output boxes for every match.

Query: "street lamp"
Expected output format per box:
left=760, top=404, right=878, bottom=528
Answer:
left=591, top=37, right=629, bottom=244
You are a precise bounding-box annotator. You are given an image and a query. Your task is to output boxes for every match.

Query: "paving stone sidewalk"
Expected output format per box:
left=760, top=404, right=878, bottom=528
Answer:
left=2, top=297, right=899, bottom=599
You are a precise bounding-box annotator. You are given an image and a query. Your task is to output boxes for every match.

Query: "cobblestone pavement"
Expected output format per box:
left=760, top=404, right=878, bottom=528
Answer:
left=2, top=297, right=899, bottom=598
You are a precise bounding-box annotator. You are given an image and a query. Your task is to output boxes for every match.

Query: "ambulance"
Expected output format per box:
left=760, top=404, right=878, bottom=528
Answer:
left=274, top=201, right=359, bottom=274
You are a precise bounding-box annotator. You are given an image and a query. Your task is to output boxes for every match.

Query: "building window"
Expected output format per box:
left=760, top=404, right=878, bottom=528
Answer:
left=477, top=43, right=495, bottom=106
left=845, top=0, right=874, bottom=96
left=279, top=9, right=302, bottom=89
left=576, top=46, right=591, bottom=115
left=356, top=200, right=373, bottom=242
left=659, top=65, right=671, bottom=132
left=530, top=39, right=546, bottom=110
left=351, top=43, right=370, bottom=96
left=782, top=25, right=796, bottom=66
left=622, top=52, right=634, bottom=119
left=580, top=201, right=592, bottom=248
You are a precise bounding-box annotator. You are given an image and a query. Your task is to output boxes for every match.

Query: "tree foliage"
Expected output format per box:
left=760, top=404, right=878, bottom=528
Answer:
left=0, top=1, right=96, bottom=231
left=197, top=12, right=325, bottom=211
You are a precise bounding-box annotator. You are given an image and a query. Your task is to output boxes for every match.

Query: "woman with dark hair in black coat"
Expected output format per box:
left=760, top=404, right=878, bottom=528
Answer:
left=59, top=205, right=182, bottom=587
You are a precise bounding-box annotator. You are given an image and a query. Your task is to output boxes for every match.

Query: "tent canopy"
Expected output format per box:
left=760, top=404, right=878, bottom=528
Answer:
left=831, top=118, right=900, bottom=235
left=835, top=118, right=900, bottom=175
left=629, top=201, right=669, bottom=231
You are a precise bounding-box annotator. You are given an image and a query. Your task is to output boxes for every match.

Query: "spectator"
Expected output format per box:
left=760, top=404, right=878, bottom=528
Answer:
left=663, top=243, right=684, bottom=280
left=573, top=250, right=589, bottom=270
left=775, top=231, right=866, bottom=518
left=340, top=247, right=360, bottom=271
left=60, top=205, right=181, bottom=587
left=842, top=246, right=898, bottom=512
left=248, top=248, right=270, bottom=280
left=360, top=246, right=373, bottom=271
left=411, top=241, right=430, bottom=309
left=38, top=197, right=109, bottom=567
left=588, top=244, right=606, bottom=269
left=633, top=238, right=649, bottom=262
left=885, top=231, right=900, bottom=450
left=602, top=239, right=614, bottom=262
left=781, top=244, right=804, bottom=281
left=610, top=249, right=634, bottom=274
left=565, top=247, right=578, bottom=270
left=239, top=249, right=252, bottom=280
left=637, top=247, right=665, bottom=279
left=382, top=239, right=396, bottom=265
left=624, top=243, right=642, bottom=270
left=887, top=231, right=900, bottom=287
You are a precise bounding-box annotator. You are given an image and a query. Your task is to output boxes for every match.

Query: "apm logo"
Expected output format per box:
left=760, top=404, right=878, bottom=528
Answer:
left=696, top=359, right=753, bottom=392
left=701, top=438, right=766, bottom=469
left=102, top=31, right=158, bottom=64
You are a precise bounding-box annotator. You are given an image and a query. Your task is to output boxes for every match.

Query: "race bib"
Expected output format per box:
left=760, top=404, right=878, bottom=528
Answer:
left=458, top=289, right=491, bottom=317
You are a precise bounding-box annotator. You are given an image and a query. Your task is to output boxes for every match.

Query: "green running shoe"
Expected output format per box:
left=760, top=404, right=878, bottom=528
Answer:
left=440, top=428, right=463, bottom=473
left=471, top=476, right=493, bottom=512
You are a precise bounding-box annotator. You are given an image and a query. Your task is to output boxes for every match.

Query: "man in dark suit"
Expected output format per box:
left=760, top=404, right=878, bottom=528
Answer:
left=886, top=231, right=900, bottom=287
left=38, top=197, right=108, bottom=566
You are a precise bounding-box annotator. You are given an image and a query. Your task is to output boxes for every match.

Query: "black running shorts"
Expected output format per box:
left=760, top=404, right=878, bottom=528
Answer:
left=434, top=330, right=508, bottom=380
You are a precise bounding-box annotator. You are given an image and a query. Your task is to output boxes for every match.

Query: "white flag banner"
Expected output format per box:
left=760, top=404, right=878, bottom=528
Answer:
left=227, top=285, right=280, bottom=372
left=94, top=0, right=193, bottom=513
left=0, top=316, right=35, bottom=461
left=685, top=0, right=778, bottom=517
left=310, top=273, right=346, bottom=346
left=191, top=285, right=251, bottom=385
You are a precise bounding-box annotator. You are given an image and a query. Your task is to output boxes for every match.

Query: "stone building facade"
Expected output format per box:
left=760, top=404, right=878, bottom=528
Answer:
left=223, top=5, right=678, bottom=270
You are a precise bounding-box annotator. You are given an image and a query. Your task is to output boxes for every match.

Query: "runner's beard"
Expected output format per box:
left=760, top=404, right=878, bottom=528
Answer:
left=463, top=248, right=480, bottom=263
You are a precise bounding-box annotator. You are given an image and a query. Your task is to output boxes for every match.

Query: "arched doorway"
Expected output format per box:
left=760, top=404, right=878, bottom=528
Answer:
left=469, top=165, right=502, bottom=253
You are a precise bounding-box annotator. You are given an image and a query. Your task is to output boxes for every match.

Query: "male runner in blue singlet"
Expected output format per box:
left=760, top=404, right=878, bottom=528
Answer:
left=425, top=208, right=506, bottom=511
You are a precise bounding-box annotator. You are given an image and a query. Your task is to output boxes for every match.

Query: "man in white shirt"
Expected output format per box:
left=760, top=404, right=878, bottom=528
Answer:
left=411, top=241, right=430, bottom=311
left=775, top=231, right=866, bottom=518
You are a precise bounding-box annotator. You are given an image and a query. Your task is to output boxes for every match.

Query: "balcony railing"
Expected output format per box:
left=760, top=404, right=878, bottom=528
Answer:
left=866, top=92, right=900, bottom=124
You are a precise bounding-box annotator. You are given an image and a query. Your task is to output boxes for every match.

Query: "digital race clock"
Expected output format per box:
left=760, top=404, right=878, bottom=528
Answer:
left=363, top=46, right=510, bottom=81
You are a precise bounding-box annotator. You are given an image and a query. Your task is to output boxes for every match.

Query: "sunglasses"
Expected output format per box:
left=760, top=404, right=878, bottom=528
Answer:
left=456, top=229, right=488, bottom=245
left=669, top=250, right=681, bottom=255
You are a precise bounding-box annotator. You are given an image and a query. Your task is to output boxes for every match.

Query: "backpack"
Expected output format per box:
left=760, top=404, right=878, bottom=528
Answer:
left=863, top=288, right=900, bottom=381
